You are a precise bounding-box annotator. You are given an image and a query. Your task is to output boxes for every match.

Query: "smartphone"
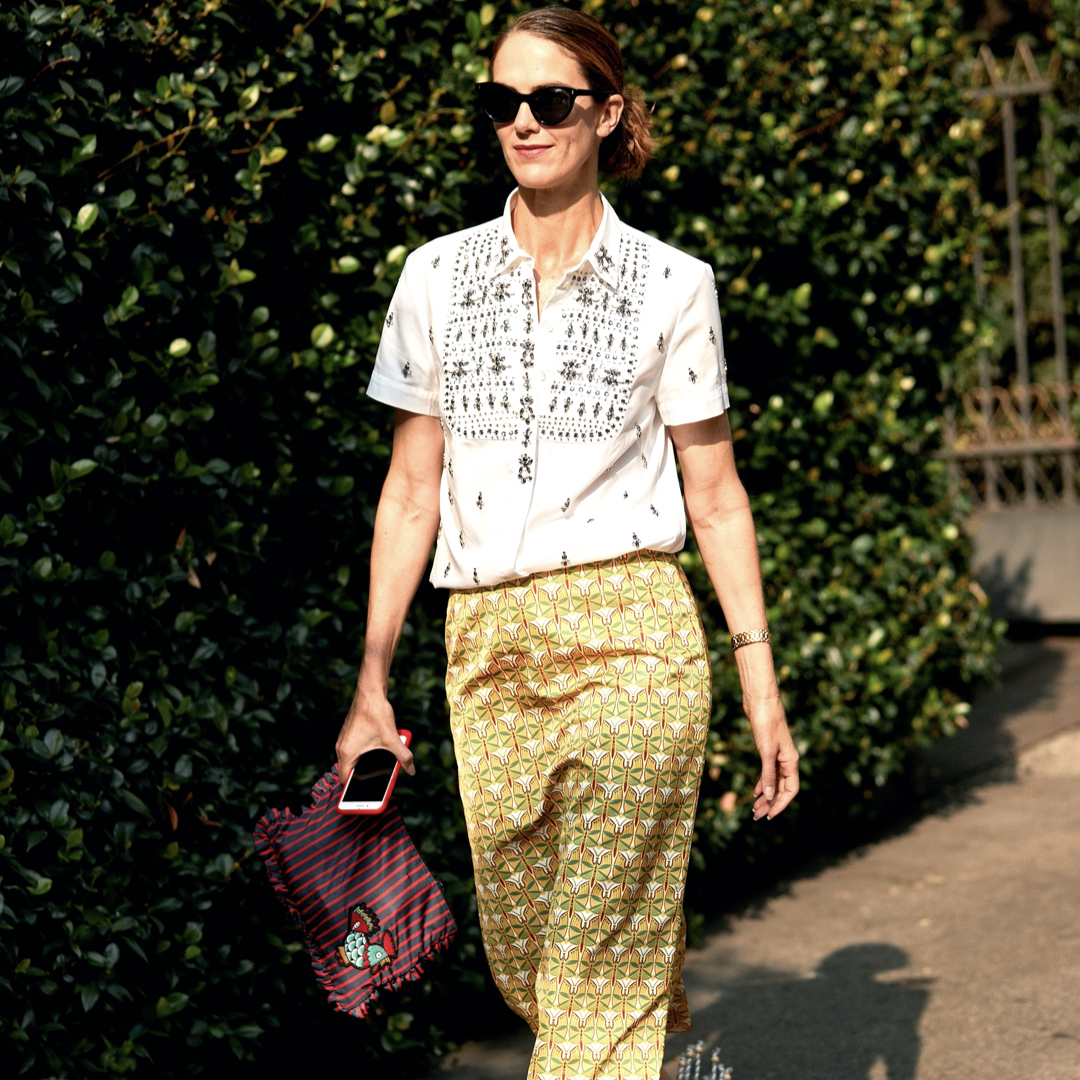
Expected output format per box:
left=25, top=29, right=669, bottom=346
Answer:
left=337, top=730, right=411, bottom=815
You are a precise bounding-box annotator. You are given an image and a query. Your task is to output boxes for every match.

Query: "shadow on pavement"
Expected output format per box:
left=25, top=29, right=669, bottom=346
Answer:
left=669, top=944, right=929, bottom=1080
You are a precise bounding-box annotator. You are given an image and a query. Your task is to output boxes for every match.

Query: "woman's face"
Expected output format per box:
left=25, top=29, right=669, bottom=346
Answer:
left=488, top=32, right=623, bottom=196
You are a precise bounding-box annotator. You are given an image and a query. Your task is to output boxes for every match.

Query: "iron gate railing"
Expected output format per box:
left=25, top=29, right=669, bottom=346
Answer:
left=941, top=42, right=1079, bottom=509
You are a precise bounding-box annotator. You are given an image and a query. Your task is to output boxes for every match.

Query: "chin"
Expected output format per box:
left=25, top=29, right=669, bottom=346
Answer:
left=506, top=157, right=585, bottom=194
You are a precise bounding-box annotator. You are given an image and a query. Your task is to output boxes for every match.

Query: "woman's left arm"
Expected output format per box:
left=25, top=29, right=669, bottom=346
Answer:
left=670, top=413, right=799, bottom=820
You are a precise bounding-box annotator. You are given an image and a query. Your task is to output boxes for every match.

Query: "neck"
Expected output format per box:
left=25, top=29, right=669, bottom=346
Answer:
left=511, top=180, right=604, bottom=278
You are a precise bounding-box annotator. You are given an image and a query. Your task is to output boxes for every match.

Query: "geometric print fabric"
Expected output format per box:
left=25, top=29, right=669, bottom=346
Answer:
left=445, top=550, right=712, bottom=1079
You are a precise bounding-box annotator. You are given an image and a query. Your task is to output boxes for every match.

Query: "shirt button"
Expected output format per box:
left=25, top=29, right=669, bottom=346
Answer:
left=545, top=324, right=553, bottom=333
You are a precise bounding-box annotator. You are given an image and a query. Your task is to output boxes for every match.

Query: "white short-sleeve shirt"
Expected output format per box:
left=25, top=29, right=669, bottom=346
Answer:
left=367, top=190, right=729, bottom=589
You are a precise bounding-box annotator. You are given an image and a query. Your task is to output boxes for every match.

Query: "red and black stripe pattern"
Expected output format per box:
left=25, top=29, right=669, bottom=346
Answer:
left=253, top=768, right=457, bottom=1018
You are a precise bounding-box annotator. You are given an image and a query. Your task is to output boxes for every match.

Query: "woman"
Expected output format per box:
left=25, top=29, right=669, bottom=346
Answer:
left=336, top=9, right=799, bottom=1079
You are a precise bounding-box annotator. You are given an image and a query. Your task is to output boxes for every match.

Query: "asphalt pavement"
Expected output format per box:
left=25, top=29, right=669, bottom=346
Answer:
left=434, top=637, right=1080, bottom=1080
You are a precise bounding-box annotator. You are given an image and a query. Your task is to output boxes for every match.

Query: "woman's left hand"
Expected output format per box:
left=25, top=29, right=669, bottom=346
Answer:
left=746, top=693, right=799, bottom=820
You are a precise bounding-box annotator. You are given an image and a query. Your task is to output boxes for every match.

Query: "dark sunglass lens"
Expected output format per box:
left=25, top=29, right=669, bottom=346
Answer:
left=477, top=83, right=519, bottom=122
left=532, top=88, right=574, bottom=125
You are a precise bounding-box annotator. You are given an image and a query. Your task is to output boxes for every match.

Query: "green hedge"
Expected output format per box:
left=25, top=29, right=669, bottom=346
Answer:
left=1, top=1, right=1001, bottom=1076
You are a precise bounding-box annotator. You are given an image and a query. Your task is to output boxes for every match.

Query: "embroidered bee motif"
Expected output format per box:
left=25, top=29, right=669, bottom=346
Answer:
left=709, top=325, right=717, bottom=345
left=657, top=332, right=665, bottom=351
left=632, top=532, right=641, bottom=548
left=635, top=423, right=642, bottom=437
left=561, top=498, right=570, bottom=512
left=428, top=326, right=434, bottom=345
left=664, top=266, right=672, bottom=279
left=493, top=281, right=510, bottom=302
left=650, top=504, right=659, bottom=516
left=447, top=459, right=453, bottom=478
left=477, top=491, right=484, bottom=509
left=595, top=244, right=614, bottom=272
left=641, top=454, right=648, bottom=469
left=518, top=453, right=533, bottom=484
left=472, top=567, right=479, bottom=585
left=385, top=312, right=394, bottom=327
left=402, top=362, right=411, bottom=378
left=444, top=563, right=450, bottom=578
left=432, top=255, right=441, bottom=268
left=459, top=531, right=464, bottom=548
left=623, top=490, right=628, bottom=499
left=561, top=551, right=569, bottom=567
left=688, top=368, right=698, bottom=384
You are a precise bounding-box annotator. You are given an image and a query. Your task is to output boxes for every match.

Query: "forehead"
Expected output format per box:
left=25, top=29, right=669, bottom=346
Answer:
left=491, top=31, right=588, bottom=89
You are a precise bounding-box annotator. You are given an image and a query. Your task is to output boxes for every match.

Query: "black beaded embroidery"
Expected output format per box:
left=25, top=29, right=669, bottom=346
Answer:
left=442, top=224, right=526, bottom=443
left=539, top=233, right=648, bottom=444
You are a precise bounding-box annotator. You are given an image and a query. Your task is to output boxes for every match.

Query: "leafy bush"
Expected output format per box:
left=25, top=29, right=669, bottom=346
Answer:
left=1, top=0, right=1000, bottom=1076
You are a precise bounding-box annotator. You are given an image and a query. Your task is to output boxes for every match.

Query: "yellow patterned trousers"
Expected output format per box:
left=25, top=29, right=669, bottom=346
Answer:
left=445, top=550, right=711, bottom=1080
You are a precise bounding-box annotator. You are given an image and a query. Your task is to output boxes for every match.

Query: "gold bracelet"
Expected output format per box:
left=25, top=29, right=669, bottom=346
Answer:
left=731, top=629, right=771, bottom=650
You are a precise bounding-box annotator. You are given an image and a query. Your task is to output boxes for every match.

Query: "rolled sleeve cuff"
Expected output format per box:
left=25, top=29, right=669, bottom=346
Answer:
left=366, top=370, right=441, bottom=417
left=657, top=381, right=730, bottom=427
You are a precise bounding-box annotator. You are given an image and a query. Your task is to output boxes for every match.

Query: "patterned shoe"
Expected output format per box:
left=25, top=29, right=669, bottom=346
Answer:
left=675, top=1039, right=733, bottom=1080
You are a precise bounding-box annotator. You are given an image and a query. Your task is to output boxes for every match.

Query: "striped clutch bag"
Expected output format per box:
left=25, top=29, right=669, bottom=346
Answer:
left=253, top=767, right=457, bottom=1018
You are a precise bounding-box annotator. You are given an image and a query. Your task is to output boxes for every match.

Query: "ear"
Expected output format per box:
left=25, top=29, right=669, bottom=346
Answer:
left=596, top=93, right=624, bottom=139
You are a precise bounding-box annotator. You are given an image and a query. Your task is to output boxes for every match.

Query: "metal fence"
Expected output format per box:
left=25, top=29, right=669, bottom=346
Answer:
left=941, top=42, right=1079, bottom=509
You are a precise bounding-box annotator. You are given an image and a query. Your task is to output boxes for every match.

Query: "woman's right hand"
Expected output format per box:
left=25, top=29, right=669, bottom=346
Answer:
left=335, top=680, right=416, bottom=786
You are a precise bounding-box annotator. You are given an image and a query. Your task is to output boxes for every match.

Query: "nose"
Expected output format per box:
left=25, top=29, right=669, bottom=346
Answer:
left=513, top=100, right=541, bottom=133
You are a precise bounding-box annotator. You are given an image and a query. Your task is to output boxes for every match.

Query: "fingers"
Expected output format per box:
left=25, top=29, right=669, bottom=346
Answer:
left=754, top=743, right=800, bottom=820
left=389, top=737, right=416, bottom=777
left=752, top=743, right=778, bottom=820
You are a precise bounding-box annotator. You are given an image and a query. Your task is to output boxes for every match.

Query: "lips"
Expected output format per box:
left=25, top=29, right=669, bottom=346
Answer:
left=514, top=144, right=552, bottom=159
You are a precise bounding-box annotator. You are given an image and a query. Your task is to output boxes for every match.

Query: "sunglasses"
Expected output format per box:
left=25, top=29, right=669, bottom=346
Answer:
left=475, top=82, right=610, bottom=126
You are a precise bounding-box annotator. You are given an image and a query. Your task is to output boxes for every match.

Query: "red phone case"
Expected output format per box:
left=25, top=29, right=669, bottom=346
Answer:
left=337, top=730, right=412, bottom=815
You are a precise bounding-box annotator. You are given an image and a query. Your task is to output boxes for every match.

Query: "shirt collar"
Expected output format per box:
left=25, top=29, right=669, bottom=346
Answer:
left=489, top=188, right=621, bottom=291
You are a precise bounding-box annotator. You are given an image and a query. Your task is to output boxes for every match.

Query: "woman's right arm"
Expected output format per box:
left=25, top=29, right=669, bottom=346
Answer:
left=335, top=408, right=444, bottom=782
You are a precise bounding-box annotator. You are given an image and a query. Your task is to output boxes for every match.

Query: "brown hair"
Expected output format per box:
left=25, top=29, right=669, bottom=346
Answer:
left=491, top=7, right=656, bottom=181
